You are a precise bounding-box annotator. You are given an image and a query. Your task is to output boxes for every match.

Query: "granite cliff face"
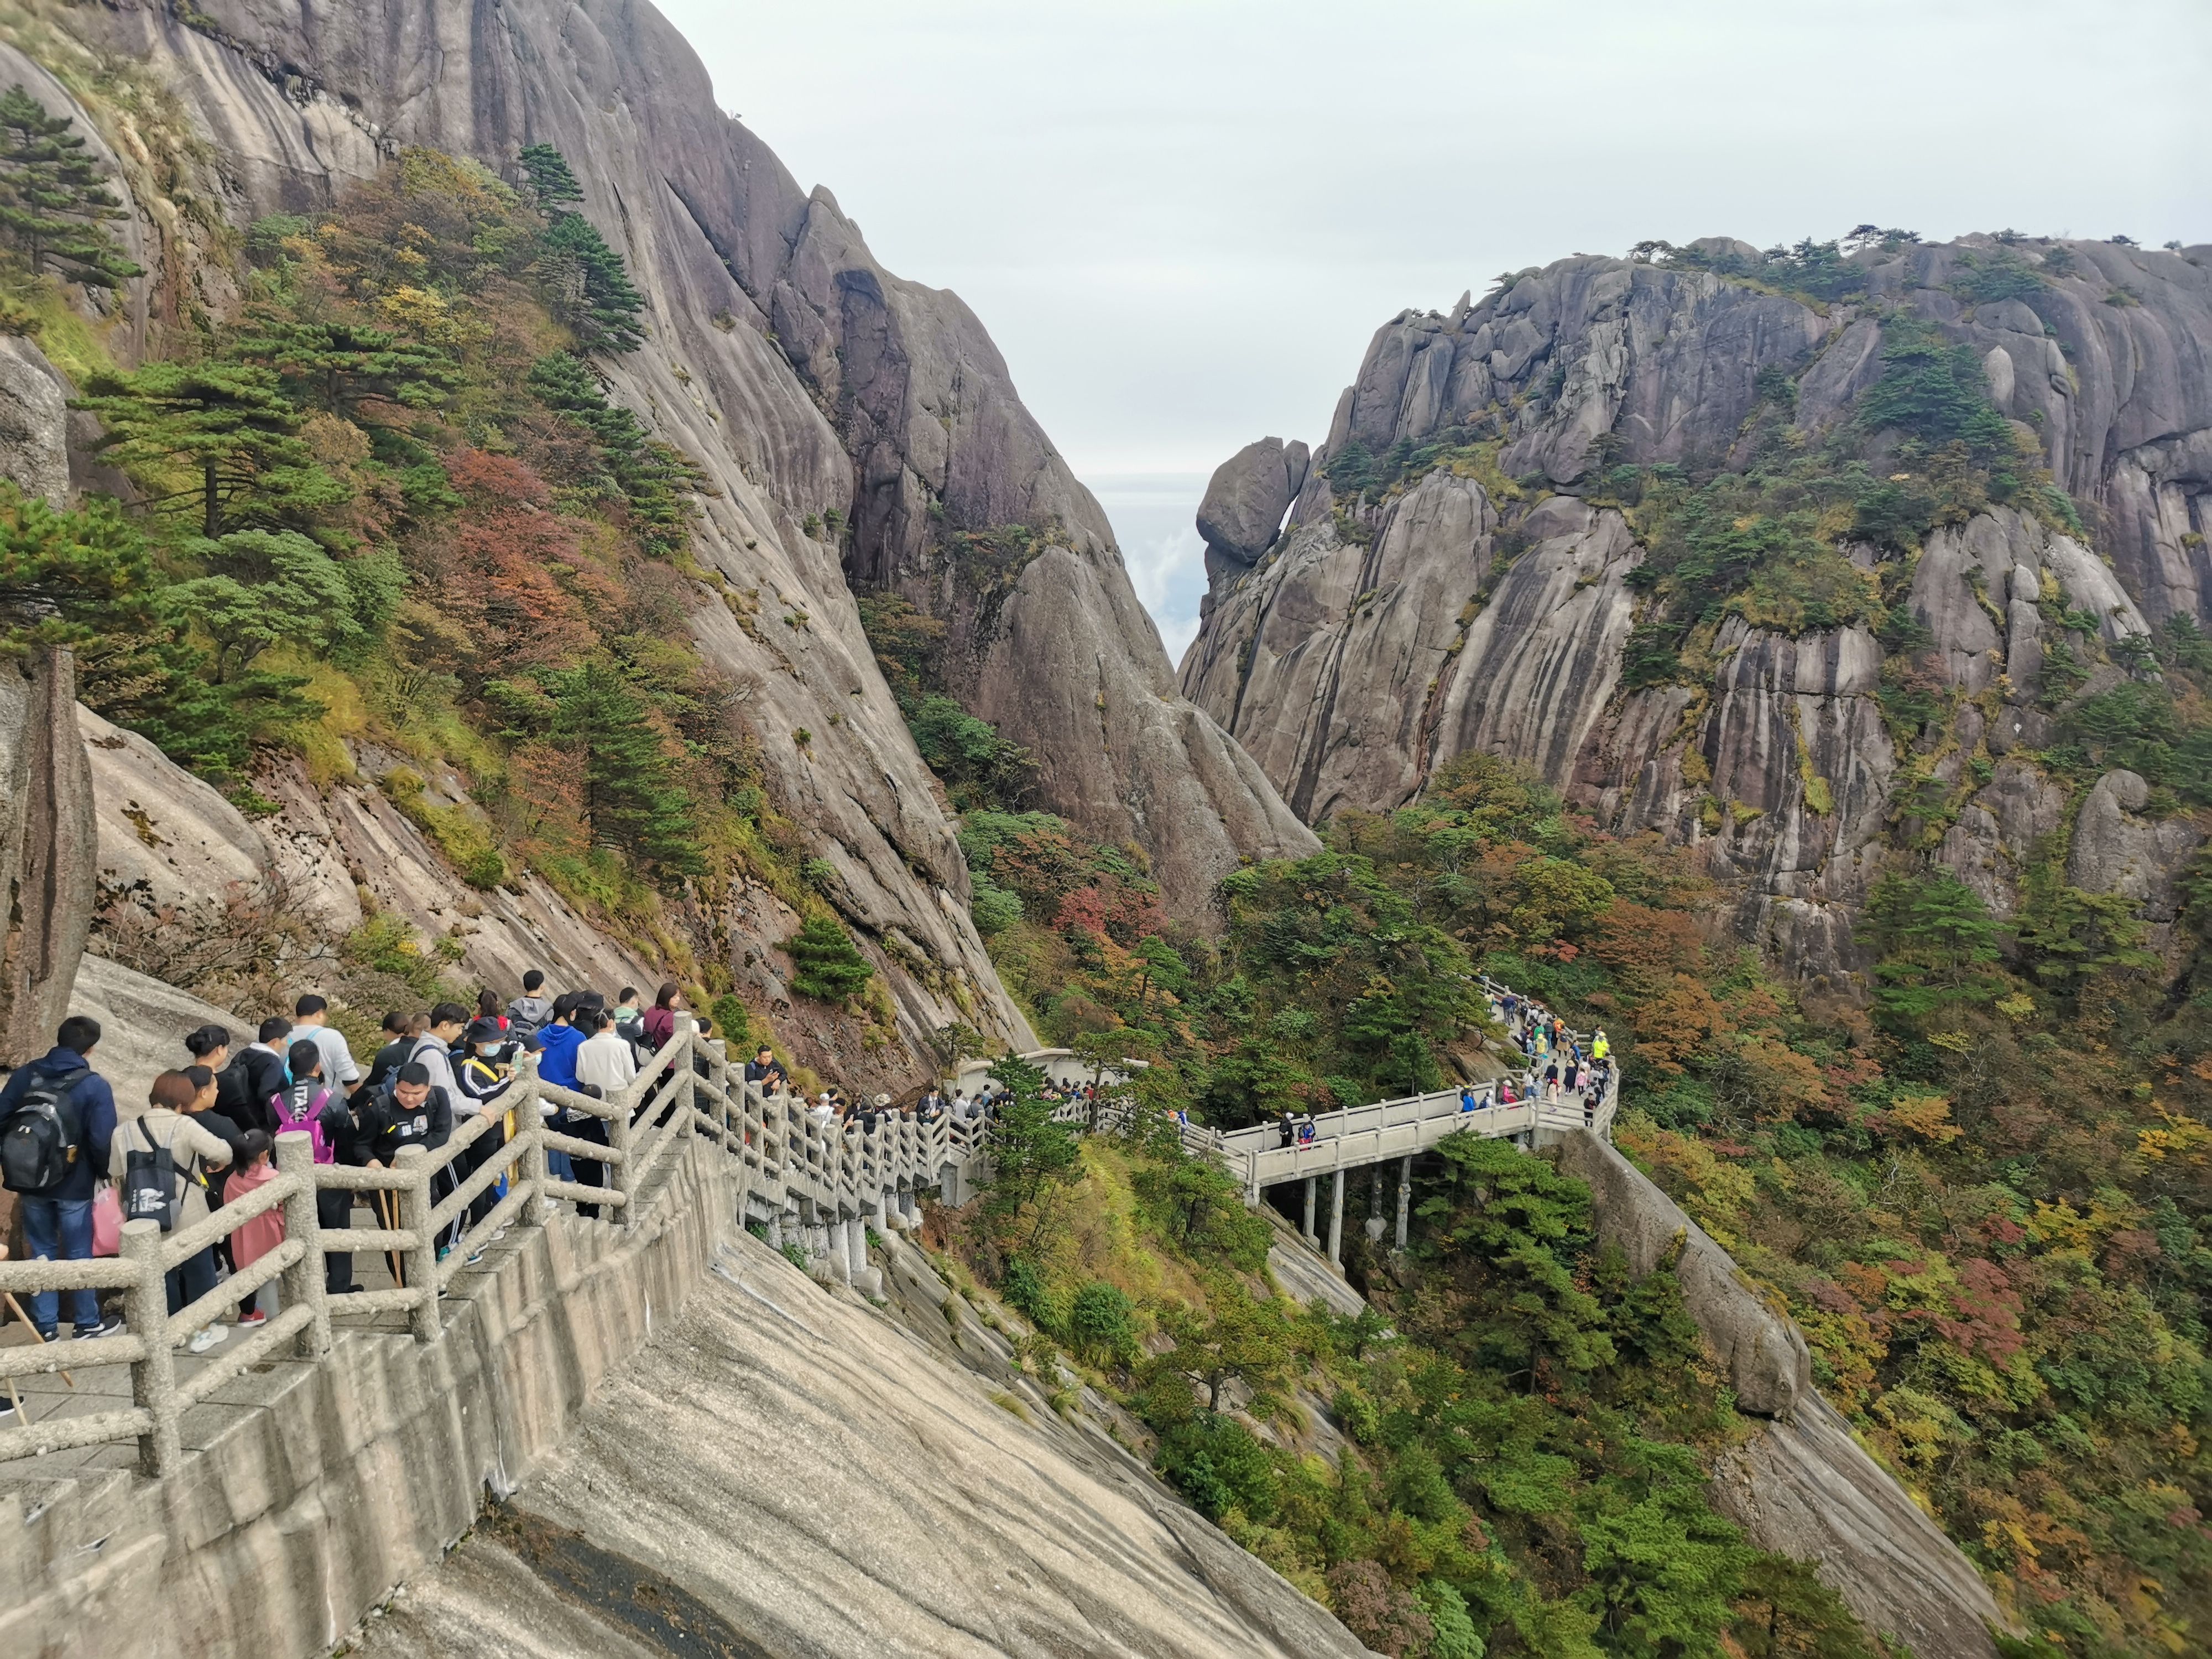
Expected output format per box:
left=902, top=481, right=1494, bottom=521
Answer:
left=1184, top=238, right=2212, bottom=982
left=0, top=0, right=1310, bottom=1082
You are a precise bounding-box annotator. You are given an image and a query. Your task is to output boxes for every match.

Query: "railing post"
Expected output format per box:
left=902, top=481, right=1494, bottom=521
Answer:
left=395, top=1146, right=440, bottom=1343
left=518, top=1065, right=552, bottom=1227
left=274, top=1131, right=329, bottom=1359
left=608, top=1076, right=637, bottom=1225
left=119, top=1219, right=179, bottom=1478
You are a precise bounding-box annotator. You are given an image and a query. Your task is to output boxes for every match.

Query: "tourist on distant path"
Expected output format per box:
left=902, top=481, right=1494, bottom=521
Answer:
left=270, top=1040, right=358, bottom=1295
left=612, top=987, right=645, bottom=1045
left=1591, top=1029, right=1610, bottom=1062
left=115, top=1070, right=234, bottom=1353
left=213, top=1019, right=288, bottom=1136
left=358, top=1012, right=420, bottom=1102
left=286, top=995, right=362, bottom=1095
left=1278, top=1110, right=1297, bottom=1147
left=1498, top=1078, right=1519, bottom=1105
left=641, top=983, right=684, bottom=1052
left=406, top=1004, right=468, bottom=1103
left=0, top=1015, right=120, bottom=1342
left=222, top=1130, right=284, bottom=1327
left=507, top=970, right=555, bottom=1038
left=368, top=1064, right=452, bottom=1162
left=744, top=1045, right=787, bottom=1093
left=577, top=1007, right=639, bottom=1100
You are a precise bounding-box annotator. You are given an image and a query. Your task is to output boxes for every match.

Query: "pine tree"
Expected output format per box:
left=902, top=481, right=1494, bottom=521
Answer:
left=226, top=320, right=458, bottom=422
left=540, top=211, right=645, bottom=353
left=517, top=143, right=583, bottom=208
left=782, top=915, right=875, bottom=1006
left=0, top=85, right=140, bottom=289
left=74, top=361, right=343, bottom=537
left=545, top=658, right=700, bottom=873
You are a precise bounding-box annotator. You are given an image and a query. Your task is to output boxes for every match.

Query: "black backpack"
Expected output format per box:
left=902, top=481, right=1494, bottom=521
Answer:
left=0, top=1066, right=87, bottom=1193
left=121, top=1118, right=180, bottom=1230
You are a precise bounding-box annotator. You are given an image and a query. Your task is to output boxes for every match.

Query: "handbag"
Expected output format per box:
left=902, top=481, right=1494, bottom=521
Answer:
left=92, top=1182, right=121, bottom=1255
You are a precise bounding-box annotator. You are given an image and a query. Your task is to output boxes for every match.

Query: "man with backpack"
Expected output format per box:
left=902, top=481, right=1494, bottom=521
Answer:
left=409, top=1004, right=468, bottom=1100
left=0, top=1015, right=121, bottom=1340
left=273, top=1040, right=354, bottom=1293
left=216, top=1016, right=290, bottom=1135
left=506, top=971, right=555, bottom=1039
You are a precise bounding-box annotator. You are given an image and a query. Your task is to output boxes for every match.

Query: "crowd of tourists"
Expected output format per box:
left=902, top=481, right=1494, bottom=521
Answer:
left=1270, top=985, right=1613, bottom=1146
left=0, top=973, right=707, bottom=1410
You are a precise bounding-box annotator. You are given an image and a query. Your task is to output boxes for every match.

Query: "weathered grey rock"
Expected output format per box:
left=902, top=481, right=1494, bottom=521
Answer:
left=2067, top=769, right=2203, bottom=933
left=33, top=0, right=1304, bottom=943
left=1198, top=436, right=1307, bottom=565
left=346, top=1233, right=1371, bottom=1659
left=0, top=335, right=70, bottom=506
left=64, top=950, right=239, bottom=1112
left=1710, top=1395, right=2005, bottom=1659
left=1188, top=229, right=2211, bottom=984
left=0, top=651, right=96, bottom=1066
left=81, top=705, right=269, bottom=917
left=1551, top=1130, right=1810, bottom=1417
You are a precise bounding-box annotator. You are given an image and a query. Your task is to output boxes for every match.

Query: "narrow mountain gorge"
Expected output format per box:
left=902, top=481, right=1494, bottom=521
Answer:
left=1183, top=233, right=2212, bottom=985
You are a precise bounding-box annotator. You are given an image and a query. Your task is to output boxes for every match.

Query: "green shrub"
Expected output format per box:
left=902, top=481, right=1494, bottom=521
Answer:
left=1155, top=1413, right=1279, bottom=1522
left=1067, top=1281, right=1134, bottom=1360
left=999, top=1255, right=1062, bottom=1334
left=708, top=993, right=752, bottom=1052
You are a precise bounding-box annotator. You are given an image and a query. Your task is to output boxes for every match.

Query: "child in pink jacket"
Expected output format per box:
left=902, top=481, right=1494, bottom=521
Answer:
left=222, top=1130, right=285, bottom=1324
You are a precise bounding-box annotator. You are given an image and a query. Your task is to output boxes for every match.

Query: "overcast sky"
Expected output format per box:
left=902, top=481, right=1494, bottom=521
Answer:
left=658, top=0, right=2210, bottom=655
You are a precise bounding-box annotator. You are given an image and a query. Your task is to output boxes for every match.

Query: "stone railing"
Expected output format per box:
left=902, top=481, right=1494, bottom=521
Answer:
left=0, top=977, right=1617, bottom=1474
left=0, top=1022, right=1020, bottom=1473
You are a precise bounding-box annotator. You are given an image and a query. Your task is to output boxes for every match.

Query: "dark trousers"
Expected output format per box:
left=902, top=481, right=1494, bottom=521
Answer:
left=318, top=1186, right=355, bottom=1292
left=568, top=1114, right=610, bottom=1219
left=461, top=1118, right=509, bottom=1229
left=165, top=1245, right=218, bottom=1322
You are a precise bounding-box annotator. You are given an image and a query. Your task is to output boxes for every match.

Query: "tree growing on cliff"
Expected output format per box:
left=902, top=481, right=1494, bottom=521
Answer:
left=544, top=658, right=701, bottom=874
left=226, top=320, right=458, bottom=424
left=515, top=144, right=644, bottom=354
left=781, top=915, right=875, bottom=1006
left=75, top=361, right=343, bottom=538
left=0, top=85, right=140, bottom=289
left=979, top=1053, right=1078, bottom=1235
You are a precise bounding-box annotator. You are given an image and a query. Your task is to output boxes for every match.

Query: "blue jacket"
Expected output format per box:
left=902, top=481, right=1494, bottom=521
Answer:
left=0, top=1047, right=117, bottom=1202
left=534, top=1023, right=583, bottom=1091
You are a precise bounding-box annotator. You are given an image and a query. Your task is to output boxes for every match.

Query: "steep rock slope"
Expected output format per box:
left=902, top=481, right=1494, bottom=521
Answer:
left=346, top=1230, right=1371, bottom=1659
left=1183, top=239, right=2212, bottom=980
left=51, top=0, right=1307, bottom=923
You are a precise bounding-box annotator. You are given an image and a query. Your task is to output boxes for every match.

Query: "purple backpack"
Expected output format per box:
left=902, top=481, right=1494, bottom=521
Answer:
left=272, top=1087, right=336, bottom=1164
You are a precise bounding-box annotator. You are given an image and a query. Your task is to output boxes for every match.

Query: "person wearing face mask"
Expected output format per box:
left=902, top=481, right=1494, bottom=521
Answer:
left=448, top=1019, right=514, bottom=1253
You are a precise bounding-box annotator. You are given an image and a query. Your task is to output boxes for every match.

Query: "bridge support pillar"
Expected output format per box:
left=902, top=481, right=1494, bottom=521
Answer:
left=1303, top=1176, right=1317, bottom=1241
left=1396, top=1156, right=1412, bottom=1251
left=1364, top=1167, right=1386, bottom=1244
left=828, top=1219, right=852, bottom=1285
left=847, top=1213, right=869, bottom=1280
left=1328, top=1170, right=1345, bottom=1267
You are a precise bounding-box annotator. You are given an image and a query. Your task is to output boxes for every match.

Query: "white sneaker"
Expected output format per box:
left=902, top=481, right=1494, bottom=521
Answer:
left=186, top=1325, right=229, bottom=1355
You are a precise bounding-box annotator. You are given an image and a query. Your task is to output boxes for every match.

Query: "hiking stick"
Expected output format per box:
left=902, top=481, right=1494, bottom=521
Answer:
left=0, top=1246, right=75, bottom=1387
left=373, top=1188, right=406, bottom=1288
